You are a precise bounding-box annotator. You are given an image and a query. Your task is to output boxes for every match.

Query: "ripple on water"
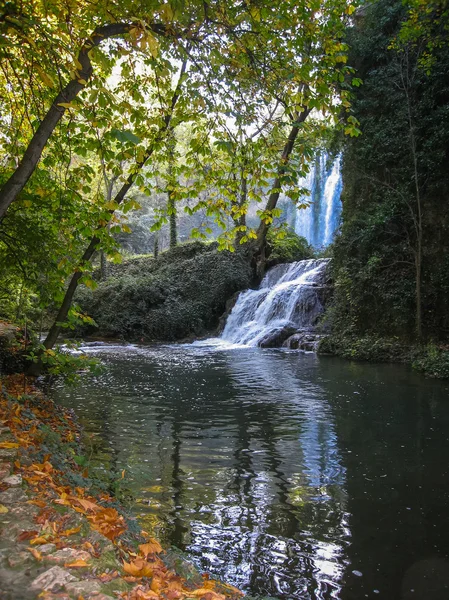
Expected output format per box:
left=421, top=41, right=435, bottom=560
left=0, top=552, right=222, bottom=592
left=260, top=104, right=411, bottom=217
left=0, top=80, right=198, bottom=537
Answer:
left=50, top=342, right=449, bottom=600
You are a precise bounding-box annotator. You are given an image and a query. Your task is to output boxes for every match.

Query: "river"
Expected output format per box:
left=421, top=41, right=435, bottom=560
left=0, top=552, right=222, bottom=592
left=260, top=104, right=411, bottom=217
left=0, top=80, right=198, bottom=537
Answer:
left=50, top=343, right=449, bottom=600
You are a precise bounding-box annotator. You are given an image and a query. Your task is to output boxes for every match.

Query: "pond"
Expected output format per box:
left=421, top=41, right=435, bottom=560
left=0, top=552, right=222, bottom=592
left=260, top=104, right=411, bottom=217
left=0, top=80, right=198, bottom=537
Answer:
left=49, top=343, right=449, bottom=600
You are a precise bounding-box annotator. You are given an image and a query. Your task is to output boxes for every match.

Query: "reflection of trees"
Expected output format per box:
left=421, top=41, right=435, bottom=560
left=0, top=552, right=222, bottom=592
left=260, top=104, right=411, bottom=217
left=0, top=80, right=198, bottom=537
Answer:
left=51, top=346, right=350, bottom=599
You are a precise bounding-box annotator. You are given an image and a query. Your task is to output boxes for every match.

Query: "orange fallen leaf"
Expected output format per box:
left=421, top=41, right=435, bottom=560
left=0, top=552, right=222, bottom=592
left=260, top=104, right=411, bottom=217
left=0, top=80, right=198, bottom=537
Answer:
left=139, top=539, right=163, bottom=557
left=64, top=559, right=90, bottom=568
left=61, top=526, right=81, bottom=536
left=30, top=536, right=51, bottom=545
left=27, top=499, right=46, bottom=508
left=27, top=547, right=42, bottom=561
left=123, top=558, right=154, bottom=578
left=187, top=589, right=224, bottom=598
left=17, top=530, right=39, bottom=542
left=76, top=497, right=100, bottom=512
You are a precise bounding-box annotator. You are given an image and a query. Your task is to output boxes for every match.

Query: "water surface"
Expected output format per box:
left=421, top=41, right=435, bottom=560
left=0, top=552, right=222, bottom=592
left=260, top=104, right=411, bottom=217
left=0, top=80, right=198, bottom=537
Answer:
left=50, top=343, right=449, bottom=600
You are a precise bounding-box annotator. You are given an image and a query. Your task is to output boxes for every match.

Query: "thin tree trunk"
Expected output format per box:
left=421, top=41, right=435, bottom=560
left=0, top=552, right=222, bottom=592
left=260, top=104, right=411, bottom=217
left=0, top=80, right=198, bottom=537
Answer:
left=168, top=192, right=177, bottom=248
left=27, top=60, right=188, bottom=375
left=254, top=107, right=310, bottom=274
left=234, top=168, right=247, bottom=245
left=154, top=232, right=160, bottom=258
left=167, top=130, right=177, bottom=248
left=0, top=23, right=134, bottom=221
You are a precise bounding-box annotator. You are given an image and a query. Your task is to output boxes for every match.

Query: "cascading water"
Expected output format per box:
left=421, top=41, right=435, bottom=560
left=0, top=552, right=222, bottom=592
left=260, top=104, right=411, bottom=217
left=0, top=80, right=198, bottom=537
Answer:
left=293, top=153, right=342, bottom=248
left=221, top=258, right=330, bottom=348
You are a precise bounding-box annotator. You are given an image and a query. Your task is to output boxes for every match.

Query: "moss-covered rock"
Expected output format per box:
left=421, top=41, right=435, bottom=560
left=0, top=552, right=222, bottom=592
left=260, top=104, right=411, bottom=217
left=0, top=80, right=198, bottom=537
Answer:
left=76, top=242, right=254, bottom=342
left=265, top=230, right=314, bottom=268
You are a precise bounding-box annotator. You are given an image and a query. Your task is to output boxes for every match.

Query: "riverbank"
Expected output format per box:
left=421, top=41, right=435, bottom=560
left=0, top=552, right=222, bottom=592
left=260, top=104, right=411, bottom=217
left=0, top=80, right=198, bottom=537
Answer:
left=0, top=375, right=243, bottom=600
left=318, top=333, right=449, bottom=379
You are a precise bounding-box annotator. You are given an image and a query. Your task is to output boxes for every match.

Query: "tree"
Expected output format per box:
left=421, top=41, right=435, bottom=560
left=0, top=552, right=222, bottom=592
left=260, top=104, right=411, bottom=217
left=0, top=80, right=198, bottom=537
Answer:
left=1, top=0, right=360, bottom=370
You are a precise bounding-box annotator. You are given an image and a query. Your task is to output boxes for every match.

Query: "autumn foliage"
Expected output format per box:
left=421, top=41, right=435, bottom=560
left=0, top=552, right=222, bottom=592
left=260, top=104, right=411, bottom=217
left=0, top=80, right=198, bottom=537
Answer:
left=0, top=375, right=242, bottom=600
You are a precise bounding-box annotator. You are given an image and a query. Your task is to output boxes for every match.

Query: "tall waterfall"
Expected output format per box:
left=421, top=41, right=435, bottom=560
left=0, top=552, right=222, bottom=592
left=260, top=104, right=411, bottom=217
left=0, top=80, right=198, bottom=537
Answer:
left=293, top=153, right=342, bottom=248
left=221, top=259, right=330, bottom=348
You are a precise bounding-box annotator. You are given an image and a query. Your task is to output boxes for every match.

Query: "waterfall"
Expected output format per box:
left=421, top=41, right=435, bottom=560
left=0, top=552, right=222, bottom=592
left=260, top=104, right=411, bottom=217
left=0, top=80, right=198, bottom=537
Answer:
left=294, top=153, right=342, bottom=248
left=221, top=259, right=330, bottom=348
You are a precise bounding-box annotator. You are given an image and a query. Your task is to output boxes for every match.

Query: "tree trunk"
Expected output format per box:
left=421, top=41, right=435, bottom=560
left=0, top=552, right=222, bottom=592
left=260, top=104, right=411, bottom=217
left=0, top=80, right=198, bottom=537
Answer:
left=0, top=23, right=134, bottom=221
left=234, top=169, right=247, bottom=245
left=167, top=130, right=177, bottom=248
left=154, top=232, right=160, bottom=258
left=254, top=107, right=310, bottom=275
left=168, top=192, right=177, bottom=249
left=26, top=59, right=188, bottom=375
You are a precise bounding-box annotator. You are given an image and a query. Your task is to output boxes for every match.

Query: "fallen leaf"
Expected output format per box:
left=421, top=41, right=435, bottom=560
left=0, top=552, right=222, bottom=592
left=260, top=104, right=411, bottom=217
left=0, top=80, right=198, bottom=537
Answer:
left=27, top=547, right=42, bottom=561
left=123, top=558, right=154, bottom=578
left=0, top=504, right=8, bottom=513
left=139, top=539, right=163, bottom=557
left=0, top=441, right=19, bottom=448
left=64, top=559, right=90, bottom=568
left=61, top=526, right=81, bottom=536
left=30, top=536, right=51, bottom=545
left=17, top=530, right=39, bottom=541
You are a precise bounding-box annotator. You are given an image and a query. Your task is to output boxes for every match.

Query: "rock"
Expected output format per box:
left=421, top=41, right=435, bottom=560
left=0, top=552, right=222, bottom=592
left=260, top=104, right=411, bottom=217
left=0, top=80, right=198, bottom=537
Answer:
left=0, top=466, right=10, bottom=479
left=258, top=325, right=298, bottom=348
left=3, top=474, right=22, bottom=487
left=39, top=544, right=57, bottom=555
left=31, top=566, right=78, bottom=592
left=47, top=548, right=91, bottom=564
left=88, top=594, right=115, bottom=600
left=65, top=580, right=101, bottom=596
left=7, top=551, right=32, bottom=567
left=0, top=449, right=16, bottom=459
left=0, top=487, right=27, bottom=505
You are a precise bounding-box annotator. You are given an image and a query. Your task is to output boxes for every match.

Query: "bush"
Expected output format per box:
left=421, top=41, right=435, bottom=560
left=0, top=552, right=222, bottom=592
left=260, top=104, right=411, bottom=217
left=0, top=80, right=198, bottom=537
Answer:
left=266, top=229, right=314, bottom=267
left=413, top=345, right=449, bottom=379
left=76, top=242, right=254, bottom=341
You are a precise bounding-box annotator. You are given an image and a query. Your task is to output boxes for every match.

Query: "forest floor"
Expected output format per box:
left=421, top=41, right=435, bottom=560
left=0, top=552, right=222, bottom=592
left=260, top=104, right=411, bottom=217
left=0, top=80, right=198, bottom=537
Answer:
left=0, top=375, right=242, bottom=600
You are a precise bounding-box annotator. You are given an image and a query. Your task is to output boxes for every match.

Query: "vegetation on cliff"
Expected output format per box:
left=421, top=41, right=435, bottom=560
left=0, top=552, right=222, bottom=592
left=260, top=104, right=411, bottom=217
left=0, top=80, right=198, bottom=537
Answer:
left=321, top=0, right=449, bottom=375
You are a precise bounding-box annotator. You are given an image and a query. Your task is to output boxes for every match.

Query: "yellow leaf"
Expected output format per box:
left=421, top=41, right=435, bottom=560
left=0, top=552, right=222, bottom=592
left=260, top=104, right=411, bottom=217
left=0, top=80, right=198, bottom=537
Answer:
left=0, top=442, right=19, bottom=448
left=146, top=32, right=159, bottom=58
left=30, top=537, right=50, bottom=545
left=139, top=539, right=163, bottom=557
left=65, top=559, right=90, bottom=568
left=57, top=102, right=76, bottom=109
left=27, top=548, right=42, bottom=561
left=36, top=66, right=56, bottom=88
left=0, top=504, right=8, bottom=513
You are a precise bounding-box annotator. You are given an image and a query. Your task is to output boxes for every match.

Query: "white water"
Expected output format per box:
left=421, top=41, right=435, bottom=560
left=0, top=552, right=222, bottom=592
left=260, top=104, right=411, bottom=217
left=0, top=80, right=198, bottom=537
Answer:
left=220, top=259, right=330, bottom=347
left=294, top=153, right=343, bottom=248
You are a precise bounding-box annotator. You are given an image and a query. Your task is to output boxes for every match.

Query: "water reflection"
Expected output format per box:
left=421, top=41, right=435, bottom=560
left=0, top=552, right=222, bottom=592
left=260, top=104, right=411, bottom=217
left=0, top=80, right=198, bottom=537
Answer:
left=50, top=344, right=449, bottom=600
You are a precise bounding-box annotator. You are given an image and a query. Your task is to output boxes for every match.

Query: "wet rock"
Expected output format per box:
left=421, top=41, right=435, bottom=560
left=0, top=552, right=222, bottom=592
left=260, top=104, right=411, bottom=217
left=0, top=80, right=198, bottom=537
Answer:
left=39, top=543, right=57, bottom=555
left=3, top=474, right=22, bottom=487
left=31, top=566, right=78, bottom=592
left=258, top=325, right=298, bottom=348
left=47, top=548, right=91, bottom=564
left=65, top=580, right=101, bottom=596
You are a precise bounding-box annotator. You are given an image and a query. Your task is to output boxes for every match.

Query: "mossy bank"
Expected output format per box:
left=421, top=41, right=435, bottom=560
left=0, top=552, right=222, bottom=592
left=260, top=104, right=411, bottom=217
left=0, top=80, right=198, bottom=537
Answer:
left=75, top=242, right=254, bottom=342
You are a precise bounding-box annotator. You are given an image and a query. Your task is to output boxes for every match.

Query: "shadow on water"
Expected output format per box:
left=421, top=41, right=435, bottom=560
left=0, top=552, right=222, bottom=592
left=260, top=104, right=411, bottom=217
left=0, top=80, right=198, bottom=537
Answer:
left=49, top=343, right=449, bottom=600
